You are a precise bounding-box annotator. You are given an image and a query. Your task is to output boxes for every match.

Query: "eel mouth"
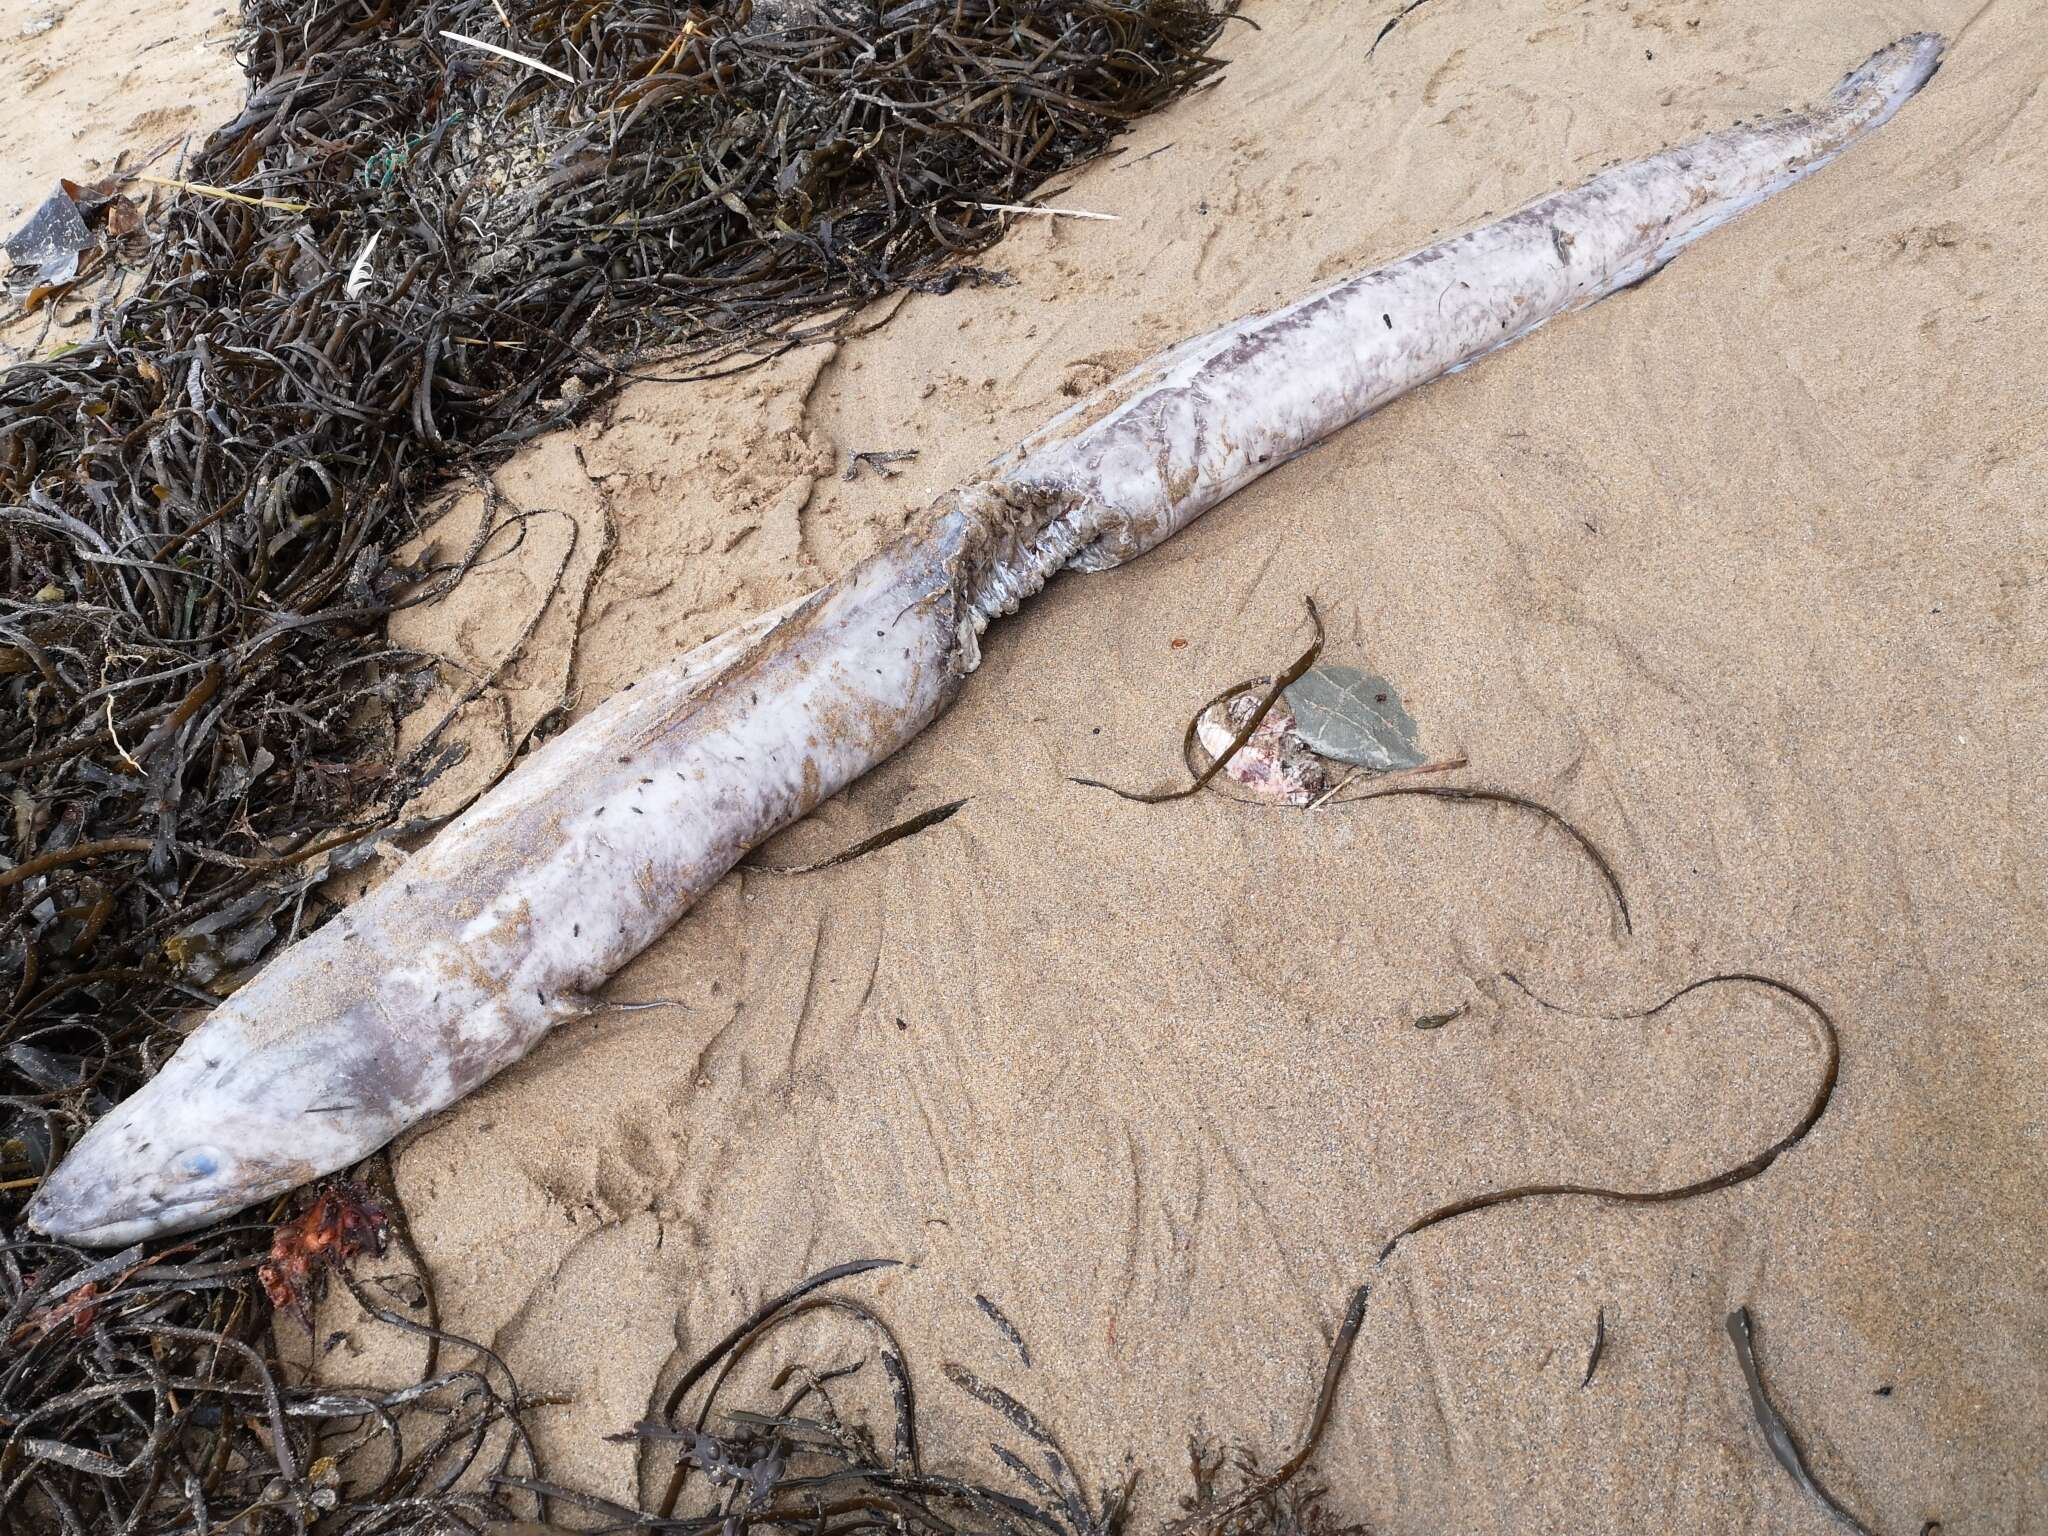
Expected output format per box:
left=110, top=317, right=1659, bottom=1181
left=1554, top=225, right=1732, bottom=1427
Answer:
left=24, top=1185, right=230, bottom=1249
left=25, top=1145, right=310, bottom=1247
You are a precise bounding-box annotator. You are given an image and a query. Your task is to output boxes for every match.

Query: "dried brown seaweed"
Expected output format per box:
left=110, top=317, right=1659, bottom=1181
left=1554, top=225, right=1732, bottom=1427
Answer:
left=1178, top=1442, right=1366, bottom=1536
left=976, top=1294, right=1034, bottom=1369
left=1341, top=783, right=1632, bottom=934
left=501, top=1261, right=1365, bottom=1536
left=1378, top=971, right=1841, bottom=1261
left=752, top=798, right=970, bottom=875
left=1164, top=1285, right=1369, bottom=1536
left=1580, top=1306, right=1606, bottom=1390
left=5, top=0, right=1236, bottom=1219
left=1368, top=0, right=1436, bottom=57
left=1725, top=1305, right=1878, bottom=1535
left=513, top=1255, right=1137, bottom=1536
left=0, top=1213, right=541, bottom=1536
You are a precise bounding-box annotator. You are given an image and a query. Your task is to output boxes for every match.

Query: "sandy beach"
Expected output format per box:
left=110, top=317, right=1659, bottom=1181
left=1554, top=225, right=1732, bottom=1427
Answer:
left=5, top=1, right=2042, bottom=1531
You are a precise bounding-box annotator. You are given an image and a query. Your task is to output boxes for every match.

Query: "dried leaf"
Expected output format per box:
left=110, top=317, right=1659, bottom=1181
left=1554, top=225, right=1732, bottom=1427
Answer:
left=1282, top=664, right=1425, bottom=771
left=101, top=194, right=145, bottom=239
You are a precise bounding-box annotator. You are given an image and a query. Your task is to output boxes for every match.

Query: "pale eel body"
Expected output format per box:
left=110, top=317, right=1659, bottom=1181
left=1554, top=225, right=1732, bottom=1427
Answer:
left=28, top=35, right=1942, bottom=1245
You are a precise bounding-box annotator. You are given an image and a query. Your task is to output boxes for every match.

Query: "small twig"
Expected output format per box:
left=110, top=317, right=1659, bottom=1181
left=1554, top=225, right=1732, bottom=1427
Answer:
left=973, top=201, right=1119, bottom=221
left=131, top=174, right=308, bottom=212
left=439, top=29, right=575, bottom=84
left=106, top=688, right=141, bottom=773
left=642, top=18, right=700, bottom=78
left=1304, top=764, right=1358, bottom=810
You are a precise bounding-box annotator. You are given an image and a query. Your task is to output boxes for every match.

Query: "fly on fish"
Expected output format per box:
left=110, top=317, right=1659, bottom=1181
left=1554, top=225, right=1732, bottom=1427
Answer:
left=26, top=33, right=1946, bottom=1245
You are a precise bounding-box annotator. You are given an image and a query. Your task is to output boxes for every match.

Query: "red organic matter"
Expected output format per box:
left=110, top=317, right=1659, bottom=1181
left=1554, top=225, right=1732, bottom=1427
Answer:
left=10, top=1280, right=101, bottom=1345
left=259, top=1181, right=391, bottom=1321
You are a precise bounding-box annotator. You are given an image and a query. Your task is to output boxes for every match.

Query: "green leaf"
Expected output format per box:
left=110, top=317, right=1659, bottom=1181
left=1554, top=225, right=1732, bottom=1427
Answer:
left=1282, top=664, right=1425, bottom=771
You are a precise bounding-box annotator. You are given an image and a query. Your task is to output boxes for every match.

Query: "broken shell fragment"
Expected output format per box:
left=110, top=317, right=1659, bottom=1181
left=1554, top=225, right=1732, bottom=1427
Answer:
left=1190, top=685, right=1334, bottom=806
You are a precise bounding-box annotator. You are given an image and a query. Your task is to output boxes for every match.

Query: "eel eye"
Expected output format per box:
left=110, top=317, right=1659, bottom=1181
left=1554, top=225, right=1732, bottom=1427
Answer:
left=172, top=1147, right=221, bottom=1182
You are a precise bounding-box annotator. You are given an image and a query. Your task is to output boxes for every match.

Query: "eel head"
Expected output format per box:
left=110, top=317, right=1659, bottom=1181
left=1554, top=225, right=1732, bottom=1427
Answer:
left=25, top=1047, right=328, bottom=1246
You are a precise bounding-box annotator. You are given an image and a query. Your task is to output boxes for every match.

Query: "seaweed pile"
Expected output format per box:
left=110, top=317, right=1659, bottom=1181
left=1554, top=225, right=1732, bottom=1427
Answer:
left=3, top=1209, right=538, bottom=1536
left=1, top=2, right=1230, bottom=1529
left=481, top=1257, right=1368, bottom=1536
left=2, top=1235, right=1361, bottom=1536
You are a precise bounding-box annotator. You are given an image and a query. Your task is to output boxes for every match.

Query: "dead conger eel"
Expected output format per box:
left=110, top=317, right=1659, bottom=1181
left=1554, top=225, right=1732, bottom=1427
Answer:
left=29, top=34, right=1944, bottom=1245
